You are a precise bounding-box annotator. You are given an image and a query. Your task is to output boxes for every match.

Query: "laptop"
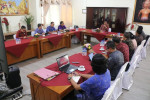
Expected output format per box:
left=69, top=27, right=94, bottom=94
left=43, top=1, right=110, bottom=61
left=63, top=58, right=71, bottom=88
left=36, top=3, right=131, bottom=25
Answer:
left=56, top=55, right=78, bottom=74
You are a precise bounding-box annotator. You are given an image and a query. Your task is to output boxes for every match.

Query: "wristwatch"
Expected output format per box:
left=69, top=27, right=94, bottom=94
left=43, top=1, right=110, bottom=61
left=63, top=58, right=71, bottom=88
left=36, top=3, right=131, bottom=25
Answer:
left=68, top=77, right=72, bottom=80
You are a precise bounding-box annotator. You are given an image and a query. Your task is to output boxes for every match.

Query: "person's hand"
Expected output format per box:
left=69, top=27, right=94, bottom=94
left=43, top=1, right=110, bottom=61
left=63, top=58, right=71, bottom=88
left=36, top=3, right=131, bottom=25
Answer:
left=23, top=36, right=27, bottom=39
left=73, top=72, right=81, bottom=76
left=68, top=74, right=73, bottom=79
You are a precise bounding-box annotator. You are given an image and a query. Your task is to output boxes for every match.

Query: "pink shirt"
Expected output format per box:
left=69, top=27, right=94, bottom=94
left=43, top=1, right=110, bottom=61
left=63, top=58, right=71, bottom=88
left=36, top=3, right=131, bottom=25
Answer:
left=132, top=39, right=137, bottom=49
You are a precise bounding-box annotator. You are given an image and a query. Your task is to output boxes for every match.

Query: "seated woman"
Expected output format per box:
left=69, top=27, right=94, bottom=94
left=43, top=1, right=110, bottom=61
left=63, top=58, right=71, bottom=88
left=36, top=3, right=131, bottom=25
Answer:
left=135, top=28, right=144, bottom=46
left=16, top=26, right=27, bottom=38
left=129, top=32, right=137, bottom=50
left=123, top=32, right=135, bottom=60
left=100, top=20, right=109, bottom=32
left=68, top=54, right=111, bottom=100
left=137, top=26, right=146, bottom=40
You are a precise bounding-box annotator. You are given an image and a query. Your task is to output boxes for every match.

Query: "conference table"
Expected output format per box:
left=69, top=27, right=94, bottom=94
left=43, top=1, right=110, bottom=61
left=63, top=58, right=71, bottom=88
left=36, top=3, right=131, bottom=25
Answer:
left=81, top=29, right=121, bottom=44
left=27, top=44, right=106, bottom=100
left=39, top=34, right=70, bottom=57
left=5, top=37, right=41, bottom=65
left=5, top=29, right=122, bottom=65
left=5, top=33, right=70, bottom=65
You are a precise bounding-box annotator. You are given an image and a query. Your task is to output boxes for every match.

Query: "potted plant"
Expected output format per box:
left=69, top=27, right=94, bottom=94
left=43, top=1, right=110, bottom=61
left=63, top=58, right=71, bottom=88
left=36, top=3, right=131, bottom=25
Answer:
left=2, top=17, right=9, bottom=32
left=24, top=15, right=34, bottom=30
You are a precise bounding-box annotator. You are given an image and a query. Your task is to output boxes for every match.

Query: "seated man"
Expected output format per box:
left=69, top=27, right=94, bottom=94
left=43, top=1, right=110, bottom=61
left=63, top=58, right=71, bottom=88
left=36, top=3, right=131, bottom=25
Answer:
left=137, top=26, right=146, bottom=40
left=16, top=26, right=27, bottom=38
left=58, top=21, right=66, bottom=31
left=123, top=32, right=135, bottom=60
left=34, top=24, right=45, bottom=35
left=106, top=41, right=124, bottom=81
left=100, top=20, right=109, bottom=32
left=46, top=22, right=56, bottom=33
left=68, top=54, right=111, bottom=100
left=112, top=36, right=129, bottom=63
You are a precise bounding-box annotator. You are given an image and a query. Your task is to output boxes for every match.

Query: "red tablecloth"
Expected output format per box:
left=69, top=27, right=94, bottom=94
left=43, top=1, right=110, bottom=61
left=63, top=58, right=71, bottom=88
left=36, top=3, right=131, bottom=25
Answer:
left=41, top=34, right=63, bottom=46
left=40, top=43, right=106, bottom=87
left=70, top=28, right=86, bottom=41
left=5, top=37, right=33, bottom=58
left=86, top=30, right=107, bottom=41
left=40, top=53, right=93, bottom=86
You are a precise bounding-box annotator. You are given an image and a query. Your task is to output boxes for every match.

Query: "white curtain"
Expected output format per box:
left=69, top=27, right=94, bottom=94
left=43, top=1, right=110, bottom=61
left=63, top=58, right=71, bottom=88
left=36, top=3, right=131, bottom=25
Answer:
left=45, top=5, right=60, bottom=28
left=41, top=0, right=72, bottom=29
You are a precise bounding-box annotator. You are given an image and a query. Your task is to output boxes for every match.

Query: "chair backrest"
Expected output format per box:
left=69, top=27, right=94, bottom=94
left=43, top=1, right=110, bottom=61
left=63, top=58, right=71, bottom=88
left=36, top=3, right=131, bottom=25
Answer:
left=144, top=36, right=150, bottom=47
left=13, top=34, right=16, bottom=40
left=116, top=62, right=128, bottom=79
left=128, top=55, right=139, bottom=75
left=131, top=44, right=142, bottom=63
left=102, top=78, right=120, bottom=100
left=141, top=40, right=146, bottom=47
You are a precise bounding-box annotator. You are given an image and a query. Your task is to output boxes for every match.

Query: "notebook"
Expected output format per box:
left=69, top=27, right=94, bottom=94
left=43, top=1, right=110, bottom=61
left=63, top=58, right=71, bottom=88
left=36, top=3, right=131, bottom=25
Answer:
left=72, top=76, right=81, bottom=83
left=34, top=68, right=59, bottom=81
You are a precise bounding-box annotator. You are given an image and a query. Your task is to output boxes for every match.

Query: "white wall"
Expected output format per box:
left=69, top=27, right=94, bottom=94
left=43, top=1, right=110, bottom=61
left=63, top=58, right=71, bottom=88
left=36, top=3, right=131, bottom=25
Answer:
left=71, top=0, right=150, bottom=34
left=1, top=0, right=42, bottom=34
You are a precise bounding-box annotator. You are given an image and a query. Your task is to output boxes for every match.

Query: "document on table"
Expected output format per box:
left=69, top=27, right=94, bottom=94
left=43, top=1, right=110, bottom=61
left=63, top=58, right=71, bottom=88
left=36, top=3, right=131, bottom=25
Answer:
left=72, top=76, right=81, bottom=83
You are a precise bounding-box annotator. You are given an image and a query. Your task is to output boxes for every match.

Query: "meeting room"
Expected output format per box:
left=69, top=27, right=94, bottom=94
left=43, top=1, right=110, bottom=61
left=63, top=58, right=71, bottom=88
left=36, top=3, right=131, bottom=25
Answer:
left=0, top=0, right=150, bottom=100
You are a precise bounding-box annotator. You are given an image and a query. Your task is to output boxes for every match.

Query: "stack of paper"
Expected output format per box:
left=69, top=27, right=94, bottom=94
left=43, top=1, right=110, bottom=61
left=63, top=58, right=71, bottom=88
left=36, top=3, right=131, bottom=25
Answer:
left=34, top=68, right=59, bottom=81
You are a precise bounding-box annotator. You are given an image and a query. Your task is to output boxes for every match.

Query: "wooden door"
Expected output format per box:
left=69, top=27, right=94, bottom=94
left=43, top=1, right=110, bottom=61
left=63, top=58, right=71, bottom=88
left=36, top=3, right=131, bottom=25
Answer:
left=86, top=7, right=94, bottom=29
left=115, top=8, right=127, bottom=33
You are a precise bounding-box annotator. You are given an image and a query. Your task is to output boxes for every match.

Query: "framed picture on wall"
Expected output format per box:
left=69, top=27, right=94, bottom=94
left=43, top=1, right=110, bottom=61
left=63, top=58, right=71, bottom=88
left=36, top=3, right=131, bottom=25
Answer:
left=133, top=0, right=150, bottom=24
left=0, top=0, right=29, bottom=16
left=82, top=9, right=87, bottom=14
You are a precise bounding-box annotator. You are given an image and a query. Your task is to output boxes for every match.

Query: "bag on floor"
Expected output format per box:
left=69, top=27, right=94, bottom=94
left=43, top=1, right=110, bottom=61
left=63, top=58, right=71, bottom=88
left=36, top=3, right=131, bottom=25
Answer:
left=6, top=66, right=22, bottom=89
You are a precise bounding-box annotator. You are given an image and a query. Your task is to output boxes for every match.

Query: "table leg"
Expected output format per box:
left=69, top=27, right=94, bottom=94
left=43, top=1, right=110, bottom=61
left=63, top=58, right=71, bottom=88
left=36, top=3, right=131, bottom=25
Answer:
left=36, top=39, right=41, bottom=59
left=87, top=35, right=91, bottom=43
left=81, top=33, right=84, bottom=45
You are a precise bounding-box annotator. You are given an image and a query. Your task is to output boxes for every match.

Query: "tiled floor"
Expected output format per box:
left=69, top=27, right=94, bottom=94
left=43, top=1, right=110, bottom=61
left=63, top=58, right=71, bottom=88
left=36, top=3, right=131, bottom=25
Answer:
left=5, top=38, right=150, bottom=100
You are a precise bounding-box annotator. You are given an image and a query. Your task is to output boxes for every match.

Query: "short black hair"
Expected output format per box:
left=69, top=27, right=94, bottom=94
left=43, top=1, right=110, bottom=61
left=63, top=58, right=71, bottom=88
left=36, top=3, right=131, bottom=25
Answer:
left=129, top=32, right=135, bottom=39
left=21, top=26, right=26, bottom=29
left=91, top=54, right=107, bottom=75
left=51, top=22, right=54, bottom=24
left=106, top=41, right=116, bottom=49
left=60, top=21, right=64, bottom=25
left=104, top=19, right=108, bottom=22
left=112, top=36, right=121, bottom=44
left=38, top=24, right=42, bottom=28
left=137, top=26, right=143, bottom=34
left=124, top=32, right=130, bottom=39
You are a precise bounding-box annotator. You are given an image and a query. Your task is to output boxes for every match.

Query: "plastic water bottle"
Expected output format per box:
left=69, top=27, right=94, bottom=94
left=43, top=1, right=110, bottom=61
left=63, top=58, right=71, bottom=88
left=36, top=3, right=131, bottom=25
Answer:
left=82, top=48, right=87, bottom=56
left=19, top=39, right=21, bottom=44
left=58, top=31, right=61, bottom=35
left=16, top=38, right=19, bottom=44
left=117, top=33, right=120, bottom=37
left=76, top=28, right=78, bottom=31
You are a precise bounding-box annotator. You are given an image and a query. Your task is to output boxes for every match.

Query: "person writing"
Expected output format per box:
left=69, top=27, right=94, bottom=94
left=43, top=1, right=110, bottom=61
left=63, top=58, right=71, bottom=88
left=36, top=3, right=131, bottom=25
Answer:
left=68, top=54, right=111, bottom=100
left=34, top=24, right=45, bottom=35
left=100, top=20, right=109, bottom=32
left=58, top=21, right=66, bottom=32
left=16, top=26, right=27, bottom=39
left=46, top=22, right=56, bottom=33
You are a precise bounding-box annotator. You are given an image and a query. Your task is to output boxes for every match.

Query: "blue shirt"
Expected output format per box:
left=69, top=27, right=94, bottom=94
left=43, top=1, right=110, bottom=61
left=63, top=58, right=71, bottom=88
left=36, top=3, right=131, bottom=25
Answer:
left=34, top=28, right=44, bottom=35
left=46, top=26, right=56, bottom=33
left=58, top=25, right=66, bottom=31
left=80, top=70, right=111, bottom=100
